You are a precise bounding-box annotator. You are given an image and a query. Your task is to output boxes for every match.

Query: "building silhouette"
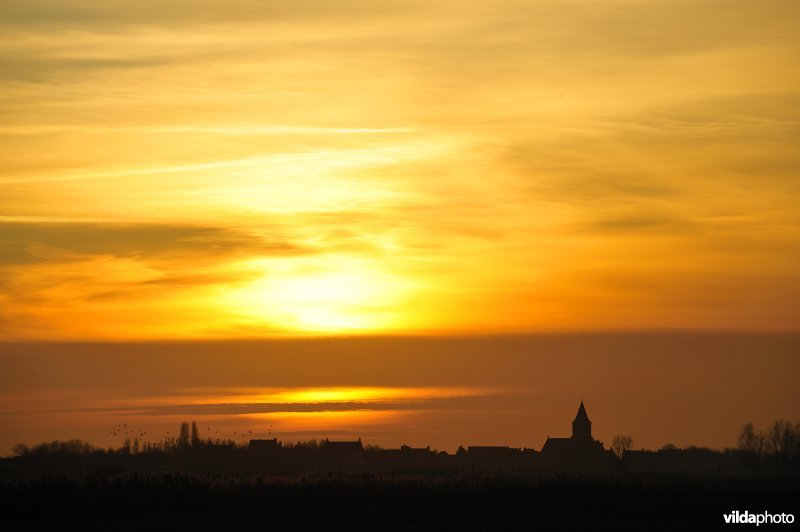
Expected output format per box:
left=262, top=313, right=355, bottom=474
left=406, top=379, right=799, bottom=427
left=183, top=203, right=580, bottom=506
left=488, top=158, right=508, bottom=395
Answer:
left=248, top=438, right=279, bottom=453
left=572, top=400, right=592, bottom=440
left=6, top=398, right=781, bottom=477
left=539, top=400, right=617, bottom=470
left=320, top=438, right=364, bottom=468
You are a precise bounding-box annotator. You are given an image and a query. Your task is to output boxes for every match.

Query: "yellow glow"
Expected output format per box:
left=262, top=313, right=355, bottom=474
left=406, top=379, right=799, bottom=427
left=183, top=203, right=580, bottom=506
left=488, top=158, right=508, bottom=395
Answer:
left=222, top=257, right=415, bottom=333
left=246, top=410, right=404, bottom=429
left=251, top=386, right=482, bottom=404
left=120, top=386, right=485, bottom=408
left=1, top=0, right=799, bottom=339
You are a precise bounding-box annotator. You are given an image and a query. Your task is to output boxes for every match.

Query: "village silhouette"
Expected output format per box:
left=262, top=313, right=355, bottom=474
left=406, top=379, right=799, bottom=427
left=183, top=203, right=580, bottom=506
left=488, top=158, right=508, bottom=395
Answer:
left=3, top=399, right=798, bottom=530
left=5, top=400, right=798, bottom=477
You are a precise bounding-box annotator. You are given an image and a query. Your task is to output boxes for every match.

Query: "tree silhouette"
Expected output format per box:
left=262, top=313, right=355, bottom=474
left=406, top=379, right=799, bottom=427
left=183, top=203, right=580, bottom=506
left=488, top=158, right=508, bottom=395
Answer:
left=191, top=421, right=201, bottom=448
left=12, top=443, right=29, bottom=456
left=178, top=422, right=191, bottom=449
left=765, top=420, right=793, bottom=457
left=737, top=422, right=765, bottom=458
left=611, top=435, right=633, bottom=460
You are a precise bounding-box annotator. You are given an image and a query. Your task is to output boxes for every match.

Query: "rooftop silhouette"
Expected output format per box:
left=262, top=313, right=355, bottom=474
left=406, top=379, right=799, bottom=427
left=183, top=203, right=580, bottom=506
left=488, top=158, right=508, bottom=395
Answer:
left=4, top=400, right=797, bottom=478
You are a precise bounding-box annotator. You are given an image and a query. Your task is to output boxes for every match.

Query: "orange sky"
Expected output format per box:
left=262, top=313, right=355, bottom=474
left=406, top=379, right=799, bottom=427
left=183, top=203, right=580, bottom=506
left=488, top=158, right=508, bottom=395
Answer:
left=1, top=334, right=799, bottom=455
left=1, top=0, right=799, bottom=338
left=1, top=1, right=799, bottom=454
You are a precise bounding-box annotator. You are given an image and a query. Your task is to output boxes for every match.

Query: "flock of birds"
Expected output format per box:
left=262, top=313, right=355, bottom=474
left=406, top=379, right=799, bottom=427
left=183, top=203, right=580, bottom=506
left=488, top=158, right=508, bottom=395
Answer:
left=109, top=423, right=146, bottom=439
left=108, top=423, right=275, bottom=445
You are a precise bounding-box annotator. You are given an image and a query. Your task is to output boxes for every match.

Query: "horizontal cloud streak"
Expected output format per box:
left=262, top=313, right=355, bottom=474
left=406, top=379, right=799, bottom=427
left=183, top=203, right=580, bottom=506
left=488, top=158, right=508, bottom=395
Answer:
left=0, top=222, right=306, bottom=265
left=0, top=0, right=421, bottom=28
left=0, top=0, right=798, bottom=337
left=30, top=395, right=521, bottom=417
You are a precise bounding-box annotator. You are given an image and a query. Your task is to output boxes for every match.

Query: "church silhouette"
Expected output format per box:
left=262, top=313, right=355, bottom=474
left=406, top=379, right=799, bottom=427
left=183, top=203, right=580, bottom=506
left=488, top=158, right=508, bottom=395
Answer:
left=539, top=400, right=617, bottom=470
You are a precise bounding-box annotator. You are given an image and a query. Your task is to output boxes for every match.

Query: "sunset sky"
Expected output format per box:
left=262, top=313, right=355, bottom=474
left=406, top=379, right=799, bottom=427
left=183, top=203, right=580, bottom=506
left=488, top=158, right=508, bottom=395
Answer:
left=1, top=1, right=799, bottom=454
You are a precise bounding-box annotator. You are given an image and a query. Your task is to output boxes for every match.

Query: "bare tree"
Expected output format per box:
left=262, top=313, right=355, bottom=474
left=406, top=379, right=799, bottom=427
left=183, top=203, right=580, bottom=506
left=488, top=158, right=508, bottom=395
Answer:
left=765, top=420, right=793, bottom=458
left=191, top=421, right=201, bottom=448
left=178, top=422, right=191, bottom=449
left=611, top=434, right=633, bottom=460
left=11, top=443, right=29, bottom=456
left=737, top=422, right=765, bottom=458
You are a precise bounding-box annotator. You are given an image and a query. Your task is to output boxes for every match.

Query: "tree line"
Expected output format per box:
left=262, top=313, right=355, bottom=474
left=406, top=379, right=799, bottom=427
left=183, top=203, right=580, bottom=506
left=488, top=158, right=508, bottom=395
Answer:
left=737, top=419, right=800, bottom=466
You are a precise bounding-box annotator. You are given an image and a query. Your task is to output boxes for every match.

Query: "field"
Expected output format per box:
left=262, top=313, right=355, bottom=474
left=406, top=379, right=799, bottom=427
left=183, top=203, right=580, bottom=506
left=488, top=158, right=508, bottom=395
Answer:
left=2, top=470, right=797, bottom=531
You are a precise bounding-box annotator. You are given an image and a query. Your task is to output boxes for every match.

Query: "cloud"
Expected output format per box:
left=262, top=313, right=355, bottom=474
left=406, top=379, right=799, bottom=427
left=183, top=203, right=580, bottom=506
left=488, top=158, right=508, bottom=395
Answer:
left=0, top=0, right=797, bottom=337
left=131, top=399, right=466, bottom=416
left=579, top=214, right=697, bottom=234
left=0, top=221, right=305, bottom=266
left=0, top=55, right=189, bottom=83
left=23, top=393, right=523, bottom=417
left=83, top=271, right=269, bottom=303
left=0, top=221, right=318, bottom=333
left=0, top=0, right=418, bottom=29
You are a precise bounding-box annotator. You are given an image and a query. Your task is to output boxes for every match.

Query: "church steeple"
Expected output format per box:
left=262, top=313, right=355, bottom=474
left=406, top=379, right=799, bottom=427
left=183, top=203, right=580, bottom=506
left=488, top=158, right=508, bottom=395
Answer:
left=571, top=400, right=592, bottom=440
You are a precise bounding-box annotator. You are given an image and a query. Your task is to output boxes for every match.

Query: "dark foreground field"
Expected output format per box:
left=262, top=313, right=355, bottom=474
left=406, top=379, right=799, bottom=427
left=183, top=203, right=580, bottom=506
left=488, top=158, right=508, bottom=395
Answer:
left=1, top=471, right=798, bottom=531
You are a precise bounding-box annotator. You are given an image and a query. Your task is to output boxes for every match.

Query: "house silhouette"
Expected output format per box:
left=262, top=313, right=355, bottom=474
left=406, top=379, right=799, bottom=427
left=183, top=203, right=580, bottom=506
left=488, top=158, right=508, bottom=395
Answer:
left=248, top=438, right=279, bottom=453
left=320, top=438, right=365, bottom=468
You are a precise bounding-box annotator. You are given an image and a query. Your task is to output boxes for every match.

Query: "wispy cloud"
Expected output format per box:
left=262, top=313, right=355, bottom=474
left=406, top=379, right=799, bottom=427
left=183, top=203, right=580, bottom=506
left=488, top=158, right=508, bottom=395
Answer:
left=0, top=221, right=306, bottom=266
left=42, top=396, right=517, bottom=417
left=0, top=0, right=423, bottom=29
left=1, top=385, right=509, bottom=417
left=0, top=0, right=798, bottom=336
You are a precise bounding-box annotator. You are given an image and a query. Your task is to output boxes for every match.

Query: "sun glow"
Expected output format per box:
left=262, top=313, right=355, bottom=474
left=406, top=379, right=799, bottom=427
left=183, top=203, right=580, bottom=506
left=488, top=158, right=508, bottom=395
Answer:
left=256, top=387, right=413, bottom=404
left=247, top=410, right=404, bottom=429
left=113, top=387, right=488, bottom=411
left=236, top=386, right=482, bottom=404
left=2, top=0, right=798, bottom=342
left=223, top=257, right=415, bottom=333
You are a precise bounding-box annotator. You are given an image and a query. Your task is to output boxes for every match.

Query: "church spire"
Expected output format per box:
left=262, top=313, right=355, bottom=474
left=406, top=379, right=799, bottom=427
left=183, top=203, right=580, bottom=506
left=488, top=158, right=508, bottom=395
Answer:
left=573, top=400, right=589, bottom=423
left=571, top=400, right=592, bottom=440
